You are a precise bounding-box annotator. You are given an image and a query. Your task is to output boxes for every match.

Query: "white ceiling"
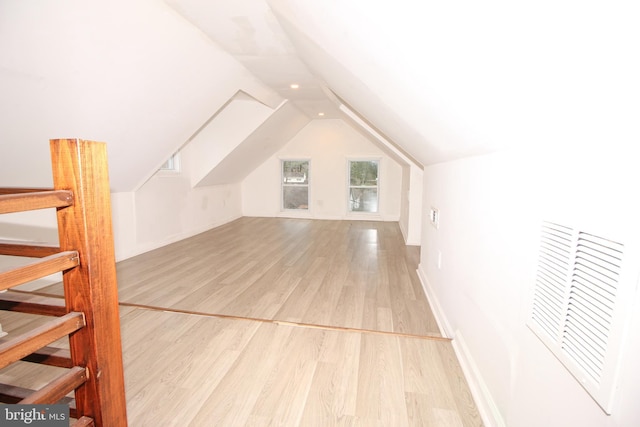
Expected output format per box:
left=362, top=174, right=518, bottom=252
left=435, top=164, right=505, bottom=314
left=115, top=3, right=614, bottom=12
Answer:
left=166, top=0, right=344, bottom=120
left=168, top=0, right=640, bottom=168
left=1, top=0, right=638, bottom=192
left=165, top=0, right=530, bottom=168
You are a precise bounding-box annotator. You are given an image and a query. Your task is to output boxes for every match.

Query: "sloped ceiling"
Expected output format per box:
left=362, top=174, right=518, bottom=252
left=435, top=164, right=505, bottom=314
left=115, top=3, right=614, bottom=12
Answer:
left=187, top=92, right=276, bottom=188
left=192, top=100, right=309, bottom=186
left=0, top=0, right=282, bottom=192
left=270, top=0, right=640, bottom=160
left=190, top=0, right=640, bottom=166
left=2, top=1, right=638, bottom=192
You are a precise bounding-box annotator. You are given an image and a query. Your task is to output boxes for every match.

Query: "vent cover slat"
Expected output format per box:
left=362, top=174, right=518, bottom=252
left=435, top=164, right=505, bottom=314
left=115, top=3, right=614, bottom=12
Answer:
left=529, top=220, right=634, bottom=414
left=562, top=339, right=603, bottom=383
left=564, top=308, right=608, bottom=354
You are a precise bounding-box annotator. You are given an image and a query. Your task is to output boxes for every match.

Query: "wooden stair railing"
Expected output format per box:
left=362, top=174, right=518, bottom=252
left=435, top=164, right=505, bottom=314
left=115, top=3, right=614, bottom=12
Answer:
left=0, top=290, right=67, bottom=316
left=0, top=139, right=128, bottom=426
left=0, top=190, right=73, bottom=214
left=0, top=251, right=80, bottom=291
left=0, top=312, right=85, bottom=370
left=0, top=240, right=61, bottom=258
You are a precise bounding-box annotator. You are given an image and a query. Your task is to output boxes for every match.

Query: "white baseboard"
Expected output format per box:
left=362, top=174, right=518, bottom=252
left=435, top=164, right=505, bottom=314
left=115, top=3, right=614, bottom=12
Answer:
left=399, top=219, right=409, bottom=244
left=451, top=331, right=506, bottom=427
left=416, top=264, right=506, bottom=427
left=416, top=264, right=452, bottom=338
left=274, top=212, right=400, bottom=222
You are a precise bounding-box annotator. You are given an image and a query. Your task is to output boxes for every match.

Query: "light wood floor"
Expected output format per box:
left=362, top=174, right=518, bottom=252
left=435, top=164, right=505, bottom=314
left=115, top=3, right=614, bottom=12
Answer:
left=1, top=217, right=483, bottom=426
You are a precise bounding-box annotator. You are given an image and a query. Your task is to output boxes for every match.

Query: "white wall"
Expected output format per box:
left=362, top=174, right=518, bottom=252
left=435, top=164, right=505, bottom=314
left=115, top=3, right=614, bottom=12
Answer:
left=399, top=165, right=411, bottom=241
left=242, top=119, right=402, bottom=221
left=0, top=183, right=239, bottom=275
left=398, top=165, right=423, bottom=246
left=110, top=191, right=136, bottom=261
left=125, top=147, right=242, bottom=259
left=419, top=147, right=640, bottom=427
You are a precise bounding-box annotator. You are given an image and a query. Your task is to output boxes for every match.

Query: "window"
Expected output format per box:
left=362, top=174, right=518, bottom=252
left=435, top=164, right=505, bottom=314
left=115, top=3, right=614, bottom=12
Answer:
left=282, top=160, right=309, bottom=210
left=349, top=160, right=379, bottom=213
left=159, top=153, right=180, bottom=172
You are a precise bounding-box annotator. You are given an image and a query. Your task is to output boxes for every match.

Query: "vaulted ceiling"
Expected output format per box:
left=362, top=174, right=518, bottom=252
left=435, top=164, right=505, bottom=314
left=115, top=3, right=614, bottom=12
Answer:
left=1, top=1, right=637, bottom=192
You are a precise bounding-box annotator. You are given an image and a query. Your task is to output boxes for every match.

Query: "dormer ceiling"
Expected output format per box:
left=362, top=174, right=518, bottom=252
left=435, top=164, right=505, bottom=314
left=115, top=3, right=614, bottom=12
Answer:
left=166, top=0, right=344, bottom=122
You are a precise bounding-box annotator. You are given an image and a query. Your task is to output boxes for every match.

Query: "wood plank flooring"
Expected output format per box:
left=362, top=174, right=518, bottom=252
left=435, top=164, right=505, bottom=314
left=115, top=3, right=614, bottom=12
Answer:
left=1, top=217, right=483, bottom=426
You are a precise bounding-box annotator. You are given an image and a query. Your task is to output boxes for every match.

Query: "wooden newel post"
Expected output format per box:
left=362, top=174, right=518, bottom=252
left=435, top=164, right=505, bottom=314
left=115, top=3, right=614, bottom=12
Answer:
left=50, top=139, right=128, bottom=426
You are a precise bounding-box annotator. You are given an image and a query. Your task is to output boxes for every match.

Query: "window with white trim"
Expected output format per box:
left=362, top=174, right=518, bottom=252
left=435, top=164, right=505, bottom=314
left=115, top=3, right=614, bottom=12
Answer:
left=348, top=160, right=379, bottom=213
left=282, top=160, right=309, bottom=210
left=159, top=153, right=180, bottom=173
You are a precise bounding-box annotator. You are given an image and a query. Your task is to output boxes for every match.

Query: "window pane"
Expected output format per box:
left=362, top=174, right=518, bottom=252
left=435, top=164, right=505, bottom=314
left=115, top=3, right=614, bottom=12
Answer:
left=159, top=153, right=180, bottom=172
left=349, top=188, right=378, bottom=212
left=283, top=186, right=309, bottom=210
left=283, top=161, right=309, bottom=185
left=282, top=160, right=309, bottom=210
left=349, top=160, right=378, bottom=213
left=350, top=161, right=378, bottom=186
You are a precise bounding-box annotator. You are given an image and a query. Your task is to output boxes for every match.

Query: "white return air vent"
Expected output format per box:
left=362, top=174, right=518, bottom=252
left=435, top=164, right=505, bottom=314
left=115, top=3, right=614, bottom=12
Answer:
left=529, top=221, right=638, bottom=414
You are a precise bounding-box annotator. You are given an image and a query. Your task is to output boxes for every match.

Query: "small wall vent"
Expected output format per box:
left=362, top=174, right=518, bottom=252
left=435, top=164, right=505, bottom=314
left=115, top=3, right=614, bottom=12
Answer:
left=529, top=221, right=637, bottom=414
